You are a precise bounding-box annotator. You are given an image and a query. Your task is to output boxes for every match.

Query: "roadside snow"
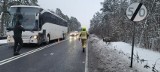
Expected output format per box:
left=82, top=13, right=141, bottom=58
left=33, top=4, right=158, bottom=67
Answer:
left=88, top=35, right=150, bottom=72
left=0, top=39, right=7, bottom=45
left=108, top=42, right=160, bottom=72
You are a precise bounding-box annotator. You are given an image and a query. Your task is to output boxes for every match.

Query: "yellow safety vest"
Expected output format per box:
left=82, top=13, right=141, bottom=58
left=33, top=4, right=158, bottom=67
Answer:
left=80, top=31, right=87, bottom=39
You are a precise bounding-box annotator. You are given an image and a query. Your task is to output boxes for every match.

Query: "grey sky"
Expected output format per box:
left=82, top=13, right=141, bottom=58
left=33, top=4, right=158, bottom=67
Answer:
left=38, top=0, right=103, bottom=29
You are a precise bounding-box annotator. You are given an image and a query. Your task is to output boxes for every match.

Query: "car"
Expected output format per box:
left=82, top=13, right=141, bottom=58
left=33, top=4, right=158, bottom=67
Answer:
left=103, top=37, right=111, bottom=42
left=69, top=31, right=79, bottom=36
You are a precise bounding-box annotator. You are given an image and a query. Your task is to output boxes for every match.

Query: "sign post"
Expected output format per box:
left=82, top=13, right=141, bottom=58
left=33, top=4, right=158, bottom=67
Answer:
left=126, top=3, right=147, bottom=68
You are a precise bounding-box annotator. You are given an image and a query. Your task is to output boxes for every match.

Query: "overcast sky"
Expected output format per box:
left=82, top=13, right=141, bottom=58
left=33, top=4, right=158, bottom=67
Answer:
left=38, top=0, right=104, bottom=29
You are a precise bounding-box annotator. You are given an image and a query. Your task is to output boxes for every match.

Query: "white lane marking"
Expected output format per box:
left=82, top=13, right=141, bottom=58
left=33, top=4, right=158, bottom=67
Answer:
left=50, top=53, right=54, bottom=55
left=85, top=43, right=88, bottom=72
left=0, top=39, right=67, bottom=66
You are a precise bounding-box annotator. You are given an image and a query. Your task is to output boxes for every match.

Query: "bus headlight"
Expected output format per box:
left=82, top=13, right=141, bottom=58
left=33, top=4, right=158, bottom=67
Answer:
left=33, top=35, right=38, bottom=39
left=31, top=35, right=38, bottom=39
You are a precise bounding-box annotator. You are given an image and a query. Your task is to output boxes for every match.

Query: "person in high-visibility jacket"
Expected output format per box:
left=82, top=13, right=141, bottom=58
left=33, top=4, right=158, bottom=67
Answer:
left=79, top=27, right=89, bottom=52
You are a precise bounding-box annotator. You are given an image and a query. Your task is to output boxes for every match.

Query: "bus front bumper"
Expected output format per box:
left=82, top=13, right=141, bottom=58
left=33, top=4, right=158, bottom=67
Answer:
left=7, top=37, right=39, bottom=44
left=23, top=39, right=38, bottom=44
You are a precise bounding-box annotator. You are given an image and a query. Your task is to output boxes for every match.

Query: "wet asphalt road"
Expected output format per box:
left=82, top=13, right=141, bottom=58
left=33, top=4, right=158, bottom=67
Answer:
left=0, top=38, right=85, bottom=72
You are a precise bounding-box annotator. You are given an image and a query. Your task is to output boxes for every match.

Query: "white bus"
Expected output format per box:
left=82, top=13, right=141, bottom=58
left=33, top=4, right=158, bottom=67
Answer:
left=6, top=5, right=68, bottom=45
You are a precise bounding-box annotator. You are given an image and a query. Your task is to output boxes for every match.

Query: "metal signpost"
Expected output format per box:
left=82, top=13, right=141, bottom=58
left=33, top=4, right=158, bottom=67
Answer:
left=126, top=3, right=147, bottom=67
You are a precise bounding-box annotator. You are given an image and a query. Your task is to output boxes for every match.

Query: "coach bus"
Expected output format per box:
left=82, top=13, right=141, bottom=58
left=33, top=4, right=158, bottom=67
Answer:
left=6, top=5, right=68, bottom=45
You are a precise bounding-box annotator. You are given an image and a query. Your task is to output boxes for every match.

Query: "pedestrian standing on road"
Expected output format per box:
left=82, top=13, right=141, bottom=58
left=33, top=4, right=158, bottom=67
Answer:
left=13, top=21, right=25, bottom=56
left=79, top=27, right=89, bottom=52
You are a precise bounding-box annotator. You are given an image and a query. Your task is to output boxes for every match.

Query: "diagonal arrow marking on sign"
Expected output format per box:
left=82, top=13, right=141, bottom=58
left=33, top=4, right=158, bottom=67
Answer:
left=131, top=3, right=143, bottom=21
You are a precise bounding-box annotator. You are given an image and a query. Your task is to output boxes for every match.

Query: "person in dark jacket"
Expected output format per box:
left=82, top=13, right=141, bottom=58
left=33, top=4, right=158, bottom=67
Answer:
left=13, top=21, right=25, bottom=55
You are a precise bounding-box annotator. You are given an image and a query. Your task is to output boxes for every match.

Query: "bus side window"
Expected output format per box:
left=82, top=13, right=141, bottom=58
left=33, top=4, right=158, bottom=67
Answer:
left=52, top=15, right=57, bottom=24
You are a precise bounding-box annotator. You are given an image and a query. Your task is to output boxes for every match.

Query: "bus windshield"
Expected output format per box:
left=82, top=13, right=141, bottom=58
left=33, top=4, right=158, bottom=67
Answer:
left=7, top=7, right=40, bottom=31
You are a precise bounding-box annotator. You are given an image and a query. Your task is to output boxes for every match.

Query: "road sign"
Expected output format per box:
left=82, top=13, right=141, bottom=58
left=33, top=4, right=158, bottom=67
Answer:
left=126, top=3, right=148, bottom=68
left=126, top=3, right=147, bottom=21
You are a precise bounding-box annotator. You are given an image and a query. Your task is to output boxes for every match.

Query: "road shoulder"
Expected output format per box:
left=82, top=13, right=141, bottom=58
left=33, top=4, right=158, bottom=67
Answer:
left=88, top=36, right=149, bottom=72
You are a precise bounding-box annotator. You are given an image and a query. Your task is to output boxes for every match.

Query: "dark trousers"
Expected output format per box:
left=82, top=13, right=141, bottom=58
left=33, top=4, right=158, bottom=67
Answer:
left=13, top=36, right=23, bottom=53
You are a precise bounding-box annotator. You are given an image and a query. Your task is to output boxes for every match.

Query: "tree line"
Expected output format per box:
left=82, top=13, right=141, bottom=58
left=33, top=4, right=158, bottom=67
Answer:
left=55, top=8, right=81, bottom=32
left=89, top=0, right=160, bottom=52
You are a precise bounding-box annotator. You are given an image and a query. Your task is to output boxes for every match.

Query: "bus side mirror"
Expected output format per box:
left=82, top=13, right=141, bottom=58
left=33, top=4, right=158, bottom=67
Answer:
left=43, top=29, right=46, bottom=35
left=35, top=20, right=38, bottom=25
left=35, top=13, right=39, bottom=20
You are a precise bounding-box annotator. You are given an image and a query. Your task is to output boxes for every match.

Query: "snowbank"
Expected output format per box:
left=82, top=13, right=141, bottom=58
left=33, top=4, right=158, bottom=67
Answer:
left=108, top=42, right=160, bottom=72
left=88, top=35, right=150, bottom=72
left=0, top=39, right=7, bottom=45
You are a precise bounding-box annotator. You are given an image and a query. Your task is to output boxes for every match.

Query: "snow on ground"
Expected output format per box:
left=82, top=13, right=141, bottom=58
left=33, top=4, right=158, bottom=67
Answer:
left=108, top=42, right=160, bottom=72
left=88, top=35, right=150, bottom=72
left=0, top=39, right=7, bottom=45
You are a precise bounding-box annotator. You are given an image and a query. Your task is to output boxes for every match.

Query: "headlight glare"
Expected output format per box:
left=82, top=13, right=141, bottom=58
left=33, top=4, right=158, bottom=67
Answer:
left=33, top=35, right=38, bottom=39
